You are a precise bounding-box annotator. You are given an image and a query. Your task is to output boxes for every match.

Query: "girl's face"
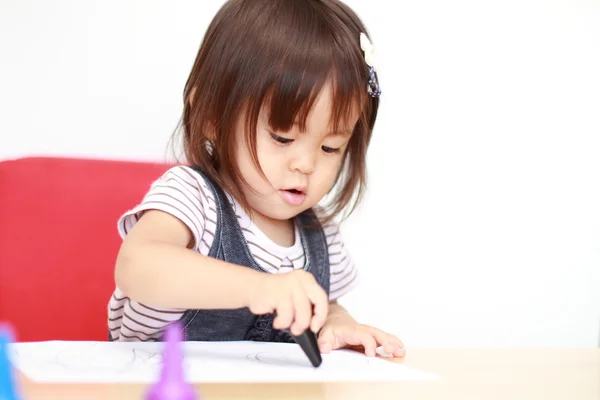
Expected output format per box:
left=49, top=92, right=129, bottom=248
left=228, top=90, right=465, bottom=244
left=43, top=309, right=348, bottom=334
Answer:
left=234, top=82, right=358, bottom=224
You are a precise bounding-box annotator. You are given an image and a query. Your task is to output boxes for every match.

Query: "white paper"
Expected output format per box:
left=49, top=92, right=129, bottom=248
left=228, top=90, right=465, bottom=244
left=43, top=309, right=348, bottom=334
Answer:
left=9, top=341, right=438, bottom=383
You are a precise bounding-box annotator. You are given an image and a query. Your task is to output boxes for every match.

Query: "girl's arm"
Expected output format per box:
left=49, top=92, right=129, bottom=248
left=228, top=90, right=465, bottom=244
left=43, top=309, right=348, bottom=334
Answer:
left=114, top=209, right=329, bottom=334
left=115, top=209, right=259, bottom=309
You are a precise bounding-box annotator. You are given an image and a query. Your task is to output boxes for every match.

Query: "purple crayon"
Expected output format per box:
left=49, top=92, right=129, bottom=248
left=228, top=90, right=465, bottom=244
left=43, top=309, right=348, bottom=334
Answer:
left=145, top=322, right=197, bottom=400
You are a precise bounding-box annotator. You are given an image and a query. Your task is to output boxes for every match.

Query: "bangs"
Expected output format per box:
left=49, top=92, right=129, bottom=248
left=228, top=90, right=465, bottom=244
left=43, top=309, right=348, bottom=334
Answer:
left=264, top=65, right=367, bottom=136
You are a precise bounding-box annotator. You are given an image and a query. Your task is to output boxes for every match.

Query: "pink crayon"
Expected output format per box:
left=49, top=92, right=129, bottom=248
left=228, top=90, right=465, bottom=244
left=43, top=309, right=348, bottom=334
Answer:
left=145, top=322, right=198, bottom=400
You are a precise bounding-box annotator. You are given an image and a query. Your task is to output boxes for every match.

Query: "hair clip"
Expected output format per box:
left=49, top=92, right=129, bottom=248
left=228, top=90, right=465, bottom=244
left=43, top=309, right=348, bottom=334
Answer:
left=360, top=33, right=381, bottom=98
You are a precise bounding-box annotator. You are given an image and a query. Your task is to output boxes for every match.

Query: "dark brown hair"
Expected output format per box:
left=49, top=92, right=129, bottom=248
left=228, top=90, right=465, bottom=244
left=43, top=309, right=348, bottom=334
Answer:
left=174, top=0, right=379, bottom=223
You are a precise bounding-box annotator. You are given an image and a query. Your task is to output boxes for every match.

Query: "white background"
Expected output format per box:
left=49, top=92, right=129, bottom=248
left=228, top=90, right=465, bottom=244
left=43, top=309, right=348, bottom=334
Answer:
left=1, top=0, right=598, bottom=348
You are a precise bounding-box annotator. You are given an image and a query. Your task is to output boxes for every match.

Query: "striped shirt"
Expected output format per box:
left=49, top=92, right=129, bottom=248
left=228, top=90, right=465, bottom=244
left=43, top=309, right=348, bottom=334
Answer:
left=108, top=166, right=359, bottom=342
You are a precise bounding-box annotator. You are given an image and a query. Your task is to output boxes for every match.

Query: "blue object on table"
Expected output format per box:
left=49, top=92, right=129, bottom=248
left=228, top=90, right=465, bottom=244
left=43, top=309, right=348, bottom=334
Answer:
left=0, top=323, right=21, bottom=400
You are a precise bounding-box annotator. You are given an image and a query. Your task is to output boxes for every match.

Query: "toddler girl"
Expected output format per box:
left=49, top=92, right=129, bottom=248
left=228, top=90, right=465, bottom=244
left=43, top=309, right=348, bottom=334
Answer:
left=108, top=0, right=404, bottom=358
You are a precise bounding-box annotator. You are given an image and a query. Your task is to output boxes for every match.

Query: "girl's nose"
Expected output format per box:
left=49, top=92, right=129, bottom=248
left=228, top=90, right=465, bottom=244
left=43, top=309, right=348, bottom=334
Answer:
left=289, top=151, right=316, bottom=175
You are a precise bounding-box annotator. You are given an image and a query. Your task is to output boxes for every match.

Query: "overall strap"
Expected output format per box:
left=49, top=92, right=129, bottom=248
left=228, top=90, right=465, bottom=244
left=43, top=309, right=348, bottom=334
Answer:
left=189, top=166, right=266, bottom=272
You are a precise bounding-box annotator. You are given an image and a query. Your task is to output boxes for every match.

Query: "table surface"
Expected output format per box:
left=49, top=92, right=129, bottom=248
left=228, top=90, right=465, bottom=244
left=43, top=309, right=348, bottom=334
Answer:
left=16, top=348, right=600, bottom=400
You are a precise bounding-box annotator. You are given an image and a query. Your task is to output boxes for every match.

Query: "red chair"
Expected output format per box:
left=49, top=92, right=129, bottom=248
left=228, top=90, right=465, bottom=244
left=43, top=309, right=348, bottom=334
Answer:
left=0, top=157, right=170, bottom=342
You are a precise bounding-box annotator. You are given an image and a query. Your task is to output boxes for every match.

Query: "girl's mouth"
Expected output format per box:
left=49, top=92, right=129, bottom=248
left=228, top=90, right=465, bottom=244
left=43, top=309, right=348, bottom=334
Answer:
left=279, top=188, right=306, bottom=206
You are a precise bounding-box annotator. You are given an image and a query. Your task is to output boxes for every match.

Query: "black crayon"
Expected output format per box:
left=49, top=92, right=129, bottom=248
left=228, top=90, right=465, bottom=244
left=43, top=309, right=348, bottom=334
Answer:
left=292, top=330, right=322, bottom=367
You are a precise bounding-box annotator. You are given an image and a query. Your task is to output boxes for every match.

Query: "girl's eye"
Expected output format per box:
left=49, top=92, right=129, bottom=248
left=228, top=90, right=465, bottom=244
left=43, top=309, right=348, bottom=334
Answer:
left=269, top=132, right=294, bottom=144
left=322, top=145, right=341, bottom=154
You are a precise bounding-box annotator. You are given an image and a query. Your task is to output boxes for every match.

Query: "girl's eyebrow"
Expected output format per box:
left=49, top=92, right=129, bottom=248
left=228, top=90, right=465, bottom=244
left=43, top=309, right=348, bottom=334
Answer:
left=327, top=129, right=352, bottom=137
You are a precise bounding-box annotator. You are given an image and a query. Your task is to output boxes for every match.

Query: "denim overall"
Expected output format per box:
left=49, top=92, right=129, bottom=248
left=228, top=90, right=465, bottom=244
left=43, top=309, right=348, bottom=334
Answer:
left=177, top=167, right=330, bottom=342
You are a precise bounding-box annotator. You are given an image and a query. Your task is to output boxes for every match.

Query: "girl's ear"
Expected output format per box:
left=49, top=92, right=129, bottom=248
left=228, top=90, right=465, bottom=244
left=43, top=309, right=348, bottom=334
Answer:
left=187, top=86, right=197, bottom=106
left=205, top=123, right=217, bottom=141
left=188, top=86, right=217, bottom=141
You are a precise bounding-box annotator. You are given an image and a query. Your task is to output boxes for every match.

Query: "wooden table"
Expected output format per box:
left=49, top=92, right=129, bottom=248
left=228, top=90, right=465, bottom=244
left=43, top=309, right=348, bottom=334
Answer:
left=17, top=348, right=599, bottom=400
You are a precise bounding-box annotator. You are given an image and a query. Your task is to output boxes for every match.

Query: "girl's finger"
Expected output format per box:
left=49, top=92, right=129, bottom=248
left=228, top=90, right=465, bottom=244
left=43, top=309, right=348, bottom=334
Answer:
left=273, top=297, right=294, bottom=330
left=290, top=287, right=312, bottom=336
left=304, top=282, right=329, bottom=333
left=317, top=328, right=336, bottom=353
left=370, top=327, right=405, bottom=357
left=343, top=331, right=378, bottom=357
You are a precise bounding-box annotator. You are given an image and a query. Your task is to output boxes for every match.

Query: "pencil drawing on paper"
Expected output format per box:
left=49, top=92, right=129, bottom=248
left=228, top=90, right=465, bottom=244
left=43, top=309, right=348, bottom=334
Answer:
left=12, top=342, right=164, bottom=374
left=245, top=350, right=371, bottom=368
left=246, top=351, right=311, bottom=367
left=54, top=343, right=163, bottom=373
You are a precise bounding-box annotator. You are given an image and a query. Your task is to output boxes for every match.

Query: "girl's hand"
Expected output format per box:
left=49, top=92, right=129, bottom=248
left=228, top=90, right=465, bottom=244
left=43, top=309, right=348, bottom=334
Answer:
left=247, top=270, right=329, bottom=336
left=317, top=312, right=405, bottom=358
